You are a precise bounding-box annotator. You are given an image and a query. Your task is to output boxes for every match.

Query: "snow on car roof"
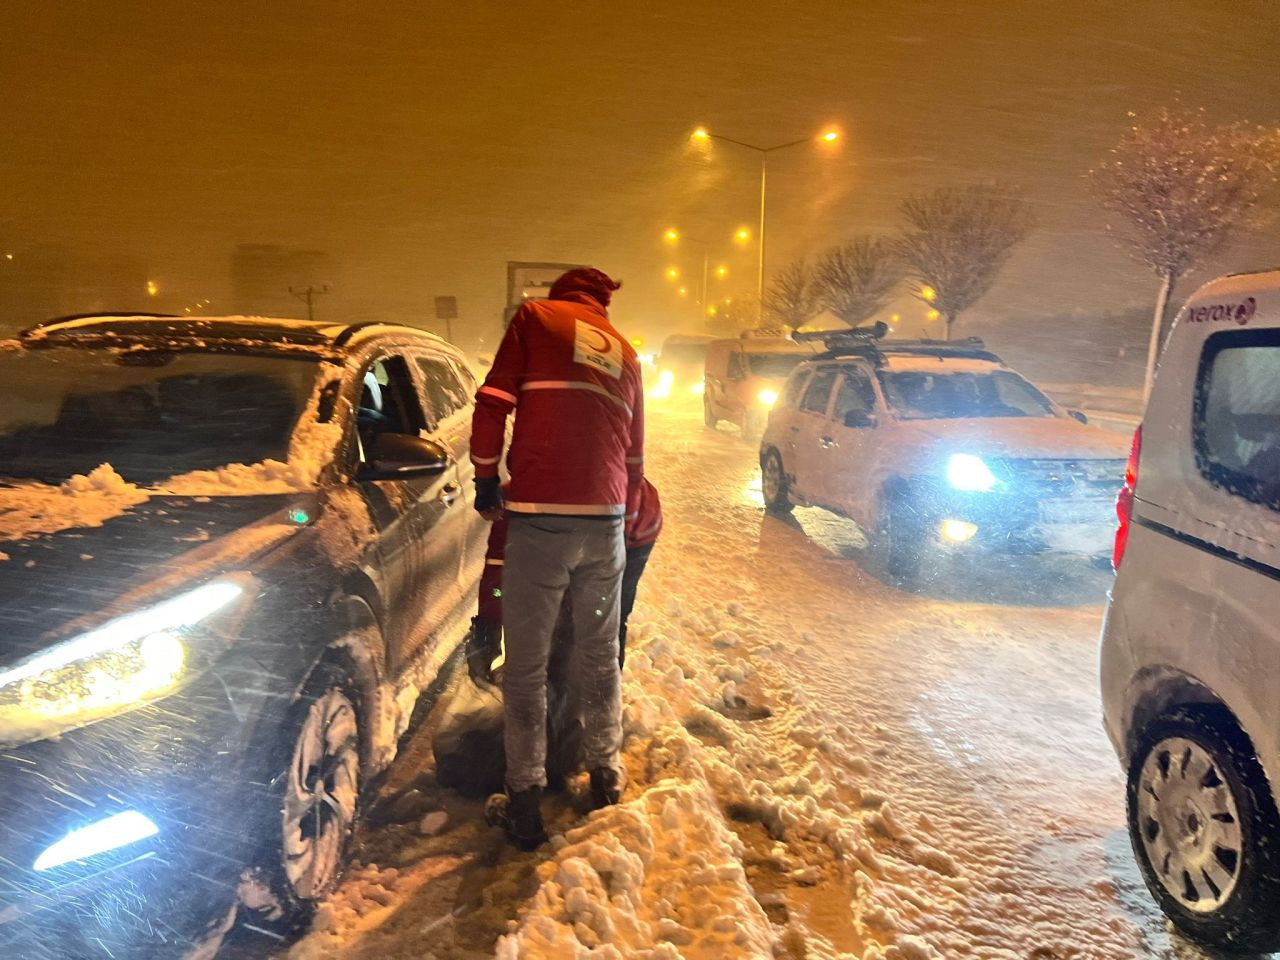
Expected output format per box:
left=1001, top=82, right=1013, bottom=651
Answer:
left=20, top=315, right=447, bottom=354
left=879, top=354, right=1005, bottom=374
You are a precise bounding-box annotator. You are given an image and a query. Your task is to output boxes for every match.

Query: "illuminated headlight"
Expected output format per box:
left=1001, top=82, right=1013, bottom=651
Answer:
left=651, top=369, right=674, bottom=399
left=946, top=453, right=998, bottom=492
left=757, top=388, right=779, bottom=408
left=0, top=579, right=250, bottom=746
left=35, top=810, right=160, bottom=872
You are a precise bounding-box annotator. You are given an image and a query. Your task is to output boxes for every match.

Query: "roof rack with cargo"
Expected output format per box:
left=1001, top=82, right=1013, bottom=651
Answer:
left=791, top=325, right=1003, bottom=365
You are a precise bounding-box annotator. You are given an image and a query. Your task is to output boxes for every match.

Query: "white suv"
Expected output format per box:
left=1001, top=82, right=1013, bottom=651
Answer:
left=759, top=335, right=1129, bottom=580
left=1102, top=269, right=1280, bottom=952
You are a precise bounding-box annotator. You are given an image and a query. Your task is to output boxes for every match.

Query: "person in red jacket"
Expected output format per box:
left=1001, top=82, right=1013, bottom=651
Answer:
left=470, top=267, right=644, bottom=849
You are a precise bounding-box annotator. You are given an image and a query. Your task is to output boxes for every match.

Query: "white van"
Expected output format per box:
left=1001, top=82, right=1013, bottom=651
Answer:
left=1101, top=268, right=1280, bottom=952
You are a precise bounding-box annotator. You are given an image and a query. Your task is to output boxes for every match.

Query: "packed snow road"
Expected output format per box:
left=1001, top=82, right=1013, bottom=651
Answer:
left=252, top=400, right=1232, bottom=960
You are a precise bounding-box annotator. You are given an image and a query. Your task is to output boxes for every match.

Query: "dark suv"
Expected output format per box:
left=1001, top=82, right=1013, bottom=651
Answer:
left=0, top=315, right=487, bottom=958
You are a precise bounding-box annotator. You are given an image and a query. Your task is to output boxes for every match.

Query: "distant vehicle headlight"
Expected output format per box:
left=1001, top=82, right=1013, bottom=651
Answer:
left=651, top=369, right=675, bottom=399
left=0, top=578, right=251, bottom=746
left=946, top=453, right=998, bottom=492
left=757, top=388, right=779, bottom=408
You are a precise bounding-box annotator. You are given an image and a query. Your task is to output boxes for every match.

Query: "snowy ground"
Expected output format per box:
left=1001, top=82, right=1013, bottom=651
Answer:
left=231, top=399, right=1230, bottom=960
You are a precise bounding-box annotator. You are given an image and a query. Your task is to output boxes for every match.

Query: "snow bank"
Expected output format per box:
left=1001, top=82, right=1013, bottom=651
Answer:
left=493, top=593, right=959, bottom=960
left=0, top=464, right=149, bottom=542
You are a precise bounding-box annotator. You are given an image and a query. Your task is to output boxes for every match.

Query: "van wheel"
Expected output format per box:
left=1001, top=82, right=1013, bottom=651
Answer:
left=870, top=495, right=922, bottom=584
left=1127, top=706, right=1280, bottom=954
left=761, top=450, right=793, bottom=515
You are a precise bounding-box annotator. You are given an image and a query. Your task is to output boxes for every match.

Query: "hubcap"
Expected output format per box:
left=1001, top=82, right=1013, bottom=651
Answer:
left=282, top=689, right=360, bottom=900
left=1137, top=736, right=1243, bottom=913
left=763, top=456, right=783, bottom=503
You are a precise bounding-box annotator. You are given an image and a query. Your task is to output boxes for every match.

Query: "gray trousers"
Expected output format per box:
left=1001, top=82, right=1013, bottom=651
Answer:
left=502, top=515, right=625, bottom=792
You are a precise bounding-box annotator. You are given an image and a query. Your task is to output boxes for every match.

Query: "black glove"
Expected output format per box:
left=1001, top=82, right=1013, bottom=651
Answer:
left=466, top=617, right=502, bottom=690
left=475, top=476, right=503, bottom=516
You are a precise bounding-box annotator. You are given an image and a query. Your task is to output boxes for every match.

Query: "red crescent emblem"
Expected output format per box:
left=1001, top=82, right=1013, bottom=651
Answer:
left=585, top=329, right=612, bottom=353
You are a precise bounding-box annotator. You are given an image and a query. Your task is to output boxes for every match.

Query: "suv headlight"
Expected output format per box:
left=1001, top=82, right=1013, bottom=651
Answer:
left=0, top=578, right=252, bottom=746
left=757, top=388, right=779, bottom=408
left=946, top=453, right=998, bottom=492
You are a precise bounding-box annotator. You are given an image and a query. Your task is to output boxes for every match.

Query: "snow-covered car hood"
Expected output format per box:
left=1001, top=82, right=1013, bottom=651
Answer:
left=0, top=493, right=303, bottom=667
left=898, top=416, right=1131, bottom=461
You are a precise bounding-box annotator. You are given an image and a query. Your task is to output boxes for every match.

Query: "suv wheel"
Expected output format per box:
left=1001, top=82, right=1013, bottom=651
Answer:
left=761, top=449, right=793, bottom=514
left=870, top=494, right=922, bottom=584
left=1128, top=706, right=1280, bottom=954
left=251, top=659, right=365, bottom=933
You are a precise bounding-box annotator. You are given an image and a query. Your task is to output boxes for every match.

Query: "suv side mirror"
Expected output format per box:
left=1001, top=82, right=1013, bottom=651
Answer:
left=359, top=433, right=452, bottom=481
left=843, top=410, right=876, bottom=429
left=1068, top=409, right=1089, bottom=425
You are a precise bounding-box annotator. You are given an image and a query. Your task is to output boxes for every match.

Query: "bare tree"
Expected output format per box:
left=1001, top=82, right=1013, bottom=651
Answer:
left=1092, top=107, right=1280, bottom=401
left=813, top=238, right=902, bottom=328
left=895, top=184, right=1035, bottom=340
left=761, top=259, right=819, bottom=330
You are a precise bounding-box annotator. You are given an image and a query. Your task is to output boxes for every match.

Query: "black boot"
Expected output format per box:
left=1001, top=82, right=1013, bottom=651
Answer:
left=505, top=785, right=548, bottom=850
left=589, top=767, right=621, bottom=810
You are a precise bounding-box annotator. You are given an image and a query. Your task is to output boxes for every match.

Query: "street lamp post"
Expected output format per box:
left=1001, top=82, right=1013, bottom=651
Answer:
left=692, top=127, right=838, bottom=319
left=663, top=229, right=737, bottom=311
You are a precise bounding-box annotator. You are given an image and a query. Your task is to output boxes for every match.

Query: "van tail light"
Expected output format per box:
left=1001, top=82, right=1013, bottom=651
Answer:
left=1113, top=425, right=1142, bottom=570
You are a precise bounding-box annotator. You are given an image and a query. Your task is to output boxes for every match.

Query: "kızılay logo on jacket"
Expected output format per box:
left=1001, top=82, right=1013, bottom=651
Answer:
left=573, top=320, right=623, bottom=379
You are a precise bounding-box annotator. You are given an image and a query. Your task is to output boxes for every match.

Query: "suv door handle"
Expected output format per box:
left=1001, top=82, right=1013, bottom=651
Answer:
left=439, top=482, right=461, bottom=505
left=819, top=436, right=835, bottom=448
left=789, top=425, right=800, bottom=432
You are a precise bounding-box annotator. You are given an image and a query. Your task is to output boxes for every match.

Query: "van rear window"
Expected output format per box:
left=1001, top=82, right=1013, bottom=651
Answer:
left=1195, top=329, right=1280, bottom=510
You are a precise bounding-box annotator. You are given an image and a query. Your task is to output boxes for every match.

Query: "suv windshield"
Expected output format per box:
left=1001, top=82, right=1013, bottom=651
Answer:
left=0, top=348, right=320, bottom=485
left=747, top=353, right=809, bottom=379
left=879, top=369, right=1055, bottom=420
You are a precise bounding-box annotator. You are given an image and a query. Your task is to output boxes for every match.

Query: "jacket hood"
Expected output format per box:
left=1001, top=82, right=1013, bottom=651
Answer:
left=548, top=268, right=621, bottom=307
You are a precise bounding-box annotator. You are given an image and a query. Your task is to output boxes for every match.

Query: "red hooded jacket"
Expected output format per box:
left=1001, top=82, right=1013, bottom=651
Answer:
left=471, top=290, right=644, bottom=516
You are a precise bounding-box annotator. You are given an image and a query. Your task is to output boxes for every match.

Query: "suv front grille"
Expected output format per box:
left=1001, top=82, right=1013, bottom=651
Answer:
left=1002, top=458, right=1126, bottom=498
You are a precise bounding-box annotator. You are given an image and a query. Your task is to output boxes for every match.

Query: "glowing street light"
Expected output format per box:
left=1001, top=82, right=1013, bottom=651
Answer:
left=665, top=266, right=680, bottom=281
left=686, top=125, right=844, bottom=316
left=146, top=280, right=159, bottom=297
left=663, top=228, right=680, bottom=243
left=921, top=285, right=937, bottom=302
left=735, top=228, right=751, bottom=243
left=677, top=286, right=688, bottom=297
left=715, top=264, right=729, bottom=279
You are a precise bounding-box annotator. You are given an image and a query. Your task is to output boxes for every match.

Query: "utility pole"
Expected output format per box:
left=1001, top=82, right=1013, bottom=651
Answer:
left=289, top=284, right=329, bottom=321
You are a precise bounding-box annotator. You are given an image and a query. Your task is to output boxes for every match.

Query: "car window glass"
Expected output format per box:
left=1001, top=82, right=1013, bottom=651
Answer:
left=1195, top=330, right=1280, bottom=509
left=834, top=371, right=877, bottom=421
left=748, top=353, right=808, bottom=379
left=726, top=351, right=746, bottom=379
left=358, top=355, right=424, bottom=463
left=415, top=354, right=471, bottom=430
left=782, top=370, right=811, bottom=408
left=0, top=350, right=317, bottom=485
left=800, top=369, right=838, bottom=415
left=879, top=370, right=1053, bottom=419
